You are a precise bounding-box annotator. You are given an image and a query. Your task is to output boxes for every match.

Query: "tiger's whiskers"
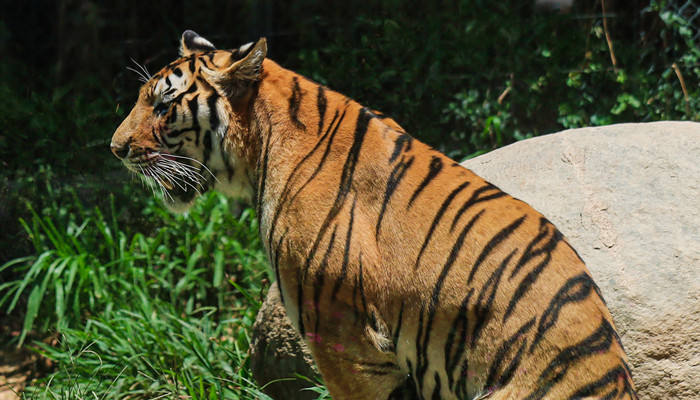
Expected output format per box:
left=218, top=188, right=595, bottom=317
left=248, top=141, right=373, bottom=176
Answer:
left=166, top=153, right=220, bottom=183
left=136, top=153, right=212, bottom=203
left=127, top=59, right=153, bottom=84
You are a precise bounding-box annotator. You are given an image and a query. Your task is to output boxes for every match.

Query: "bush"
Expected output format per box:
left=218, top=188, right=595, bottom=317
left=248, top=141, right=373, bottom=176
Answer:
left=282, top=1, right=700, bottom=160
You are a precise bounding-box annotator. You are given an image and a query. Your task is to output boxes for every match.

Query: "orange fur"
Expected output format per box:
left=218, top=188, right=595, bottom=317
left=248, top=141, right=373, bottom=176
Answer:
left=111, top=32, right=637, bottom=399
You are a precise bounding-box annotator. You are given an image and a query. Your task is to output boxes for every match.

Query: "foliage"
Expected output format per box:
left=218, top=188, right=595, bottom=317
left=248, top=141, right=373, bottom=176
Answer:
left=25, top=292, right=267, bottom=399
left=1, top=187, right=267, bottom=341
left=283, top=1, right=700, bottom=161
left=0, top=189, right=278, bottom=398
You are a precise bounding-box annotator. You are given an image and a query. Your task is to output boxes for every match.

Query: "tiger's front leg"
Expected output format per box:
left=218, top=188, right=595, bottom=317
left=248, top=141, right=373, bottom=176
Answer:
left=294, top=296, right=413, bottom=399
left=307, top=342, right=410, bottom=400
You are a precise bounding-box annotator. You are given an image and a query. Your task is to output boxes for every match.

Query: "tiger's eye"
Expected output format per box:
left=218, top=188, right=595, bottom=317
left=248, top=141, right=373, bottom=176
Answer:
left=154, top=102, right=169, bottom=117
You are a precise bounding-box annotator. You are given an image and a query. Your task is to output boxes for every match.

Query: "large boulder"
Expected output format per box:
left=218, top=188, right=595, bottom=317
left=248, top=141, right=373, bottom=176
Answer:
left=251, top=121, right=700, bottom=399
left=250, top=284, right=319, bottom=400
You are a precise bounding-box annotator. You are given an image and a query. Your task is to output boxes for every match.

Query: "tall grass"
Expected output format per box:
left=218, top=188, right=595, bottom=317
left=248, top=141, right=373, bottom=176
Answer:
left=0, top=185, right=281, bottom=399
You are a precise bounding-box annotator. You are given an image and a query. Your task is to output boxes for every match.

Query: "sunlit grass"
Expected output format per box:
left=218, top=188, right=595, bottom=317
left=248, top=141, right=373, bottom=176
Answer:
left=0, top=187, right=291, bottom=399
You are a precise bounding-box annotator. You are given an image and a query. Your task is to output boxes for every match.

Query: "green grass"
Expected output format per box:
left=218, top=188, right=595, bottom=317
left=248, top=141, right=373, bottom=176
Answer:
left=0, top=184, right=311, bottom=399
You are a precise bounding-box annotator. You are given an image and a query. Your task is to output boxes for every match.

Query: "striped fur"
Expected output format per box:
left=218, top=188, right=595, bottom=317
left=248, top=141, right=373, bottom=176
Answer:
left=111, top=31, right=637, bottom=399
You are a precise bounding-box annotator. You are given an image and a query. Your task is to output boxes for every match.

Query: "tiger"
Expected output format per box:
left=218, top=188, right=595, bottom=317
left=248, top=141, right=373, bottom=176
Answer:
left=110, top=30, right=637, bottom=399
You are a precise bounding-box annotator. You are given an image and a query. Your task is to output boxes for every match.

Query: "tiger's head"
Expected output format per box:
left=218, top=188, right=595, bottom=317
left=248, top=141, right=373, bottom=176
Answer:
left=110, top=31, right=267, bottom=212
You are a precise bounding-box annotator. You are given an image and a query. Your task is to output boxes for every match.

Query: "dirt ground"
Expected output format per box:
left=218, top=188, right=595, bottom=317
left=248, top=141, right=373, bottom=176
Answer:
left=0, top=346, right=35, bottom=400
left=0, top=316, right=44, bottom=400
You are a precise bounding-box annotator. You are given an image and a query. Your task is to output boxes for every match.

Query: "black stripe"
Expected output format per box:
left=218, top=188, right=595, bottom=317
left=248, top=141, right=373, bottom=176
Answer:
left=466, top=215, right=526, bottom=284
left=289, top=77, right=306, bottom=130
left=389, top=134, right=413, bottom=163
left=165, top=127, right=197, bottom=138
left=416, top=210, right=483, bottom=389
left=569, top=364, right=637, bottom=400
left=206, top=93, right=220, bottom=132
left=445, top=289, right=473, bottom=391
left=202, top=130, right=212, bottom=166
left=414, top=181, right=471, bottom=270
left=168, top=82, right=198, bottom=107
left=502, top=219, right=563, bottom=323
left=404, top=359, right=422, bottom=400
left=456, top=359, right=470, bottom=399
left=220, top=135, right=234, bottom=181
left=151, top=127, right=162, bottom=146
left=273, top=231, right=287, bottom=307
left=357, top=255, right=368, bottom=314
left=524, top=319, right=617, bottom=400
left=351, top=265, right=363, bottom=320
left=256, top=120, right=274, bottom=237
left=376, top=155, right=415, bottom=238
left=392, top=301, right=405, bottom=350
left=266, top=108, right=344, bottom=250
left=470, top=249, right=518, bottom=348
left=298, top=108, right=374, bottom=333
left=304, top=108, right=372, bottom=258
left=317, top=85, right=327, bottom=135
left=163, top=88, right=199, bottom=139
left=508, top=218, right=553, bottom=279
left=331, top=197, right=357, bottom=301
left=193, top=77, right=224, bottom=152
left=569, top=360, right=639, bottom=400
left=311, top=225, right=338, bottom=336
left=414, top=305, right=428, bottom=396
left=485, top=317, right=537, bottom=389
left=450, top=183, right=507, bottom=232
left=530, top=273, right=594, bottom=352
left=199, top=54, right=215, bottom=70
left=166, top=105, right=178, bottom=124
left=186, top=96, right=201, bottom=145
left=172, top=67, right=183, bottom=77
left=611, top=321, right=626, bottom=353
left=431, top=372, right=442, bottom=400
left=165, top=140, right=184, bottom=152
left=408, top=156, right=443, bottom=208
left=387, top=373, right=420, bottom=400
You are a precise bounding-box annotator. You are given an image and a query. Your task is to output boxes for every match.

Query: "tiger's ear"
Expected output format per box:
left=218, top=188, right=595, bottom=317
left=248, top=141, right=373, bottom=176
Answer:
left=180, top=30, right=216, bottom=56
left=205, top=38, right=267, bottom=99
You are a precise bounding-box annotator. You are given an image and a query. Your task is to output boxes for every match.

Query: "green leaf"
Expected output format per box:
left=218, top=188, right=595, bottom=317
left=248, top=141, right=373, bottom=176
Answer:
left=213, top=250, right=224, bottom=287
left=19, top=284, right=43, bottom=346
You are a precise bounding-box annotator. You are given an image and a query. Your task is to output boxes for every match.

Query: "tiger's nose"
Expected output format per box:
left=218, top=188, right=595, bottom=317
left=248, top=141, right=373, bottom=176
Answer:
left=111, top=142, right=130, bottom=159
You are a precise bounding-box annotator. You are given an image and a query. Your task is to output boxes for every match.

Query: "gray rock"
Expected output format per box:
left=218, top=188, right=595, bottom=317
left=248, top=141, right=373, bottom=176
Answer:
left=251, top=121, right=700, bottom=399
left=462, top=121, right=700, bottom=399
left=250, top=284, right=319, bottom=400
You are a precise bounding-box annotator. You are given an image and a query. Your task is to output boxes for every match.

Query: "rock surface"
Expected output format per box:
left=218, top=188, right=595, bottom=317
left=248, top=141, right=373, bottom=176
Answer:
left=462, top=121, right=700, bottom=399
left=251, top=121, right=700, bottom=399
left=250, top=284, right=319, bottom=400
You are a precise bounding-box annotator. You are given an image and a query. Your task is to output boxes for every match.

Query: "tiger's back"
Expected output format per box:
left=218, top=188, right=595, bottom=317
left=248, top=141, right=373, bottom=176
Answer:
left=111, top=32, right=637, bottom=399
